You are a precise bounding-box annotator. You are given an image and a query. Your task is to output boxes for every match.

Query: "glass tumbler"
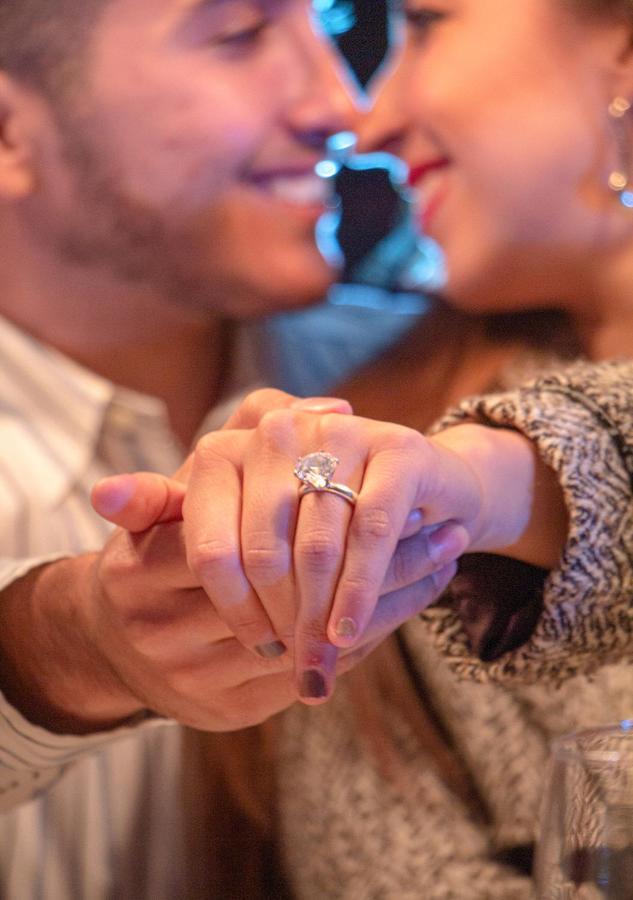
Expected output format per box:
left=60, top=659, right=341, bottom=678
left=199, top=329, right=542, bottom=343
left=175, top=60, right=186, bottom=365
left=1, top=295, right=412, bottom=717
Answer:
left=534, top=721, right=633, bottom=899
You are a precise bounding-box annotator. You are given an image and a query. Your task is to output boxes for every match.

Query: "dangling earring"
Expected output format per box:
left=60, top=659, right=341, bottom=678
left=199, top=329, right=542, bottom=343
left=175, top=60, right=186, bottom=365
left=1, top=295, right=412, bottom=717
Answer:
left=607, top=96, right=633, bottom=208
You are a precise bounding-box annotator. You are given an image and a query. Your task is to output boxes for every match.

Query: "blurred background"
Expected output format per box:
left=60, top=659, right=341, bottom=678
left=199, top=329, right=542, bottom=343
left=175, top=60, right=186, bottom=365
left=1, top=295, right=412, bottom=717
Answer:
left=261, top=0, right=433, bottom=395
left=322, top=0, right=391, bottom=89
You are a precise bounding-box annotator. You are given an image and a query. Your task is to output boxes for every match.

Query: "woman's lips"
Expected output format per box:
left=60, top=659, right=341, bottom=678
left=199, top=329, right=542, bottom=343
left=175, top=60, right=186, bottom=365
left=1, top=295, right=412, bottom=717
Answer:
left=408, top=158, right=451, bottom=230
left=408, top=158, right=450, bottom=186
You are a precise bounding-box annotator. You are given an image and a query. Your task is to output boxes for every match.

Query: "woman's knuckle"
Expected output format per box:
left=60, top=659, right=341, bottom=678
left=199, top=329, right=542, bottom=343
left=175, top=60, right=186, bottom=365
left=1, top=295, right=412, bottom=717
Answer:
left=242, top=536, right=288, bottom=578
left=382, top=426, right=423, bottom=455
left=244, top=387, right=279, bottom=416
left=191, top=432, right=228, bottom=470
left=295, top=530, right=340, bottom=570
left=192, top=430, right=215, bottom=457
left=258, top=407, right=293, bottom=438
left=352, top=505, right=394, bottom=541
left=230, top=614, right=269, bottom=643
left=339, top=572, right=375, bottom=605
left=187, top=539, right=238, bottom=578
left=297, top=618, right=328, bottom=645
left=320, top=411, right=350, bottom=434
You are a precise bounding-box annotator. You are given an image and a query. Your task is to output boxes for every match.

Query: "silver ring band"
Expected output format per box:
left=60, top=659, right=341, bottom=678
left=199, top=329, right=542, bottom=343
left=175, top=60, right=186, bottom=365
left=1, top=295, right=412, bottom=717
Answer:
left=298, top=481, right=358, bottom=506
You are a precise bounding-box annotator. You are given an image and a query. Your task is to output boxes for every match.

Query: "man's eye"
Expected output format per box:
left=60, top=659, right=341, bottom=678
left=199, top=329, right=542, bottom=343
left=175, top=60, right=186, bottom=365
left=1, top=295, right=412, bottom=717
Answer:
left=214, top=19, right=269, bottom=47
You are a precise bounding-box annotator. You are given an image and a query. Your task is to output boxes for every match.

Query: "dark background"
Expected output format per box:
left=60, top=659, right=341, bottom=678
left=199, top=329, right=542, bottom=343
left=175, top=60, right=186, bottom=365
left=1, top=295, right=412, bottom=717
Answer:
left=324, top=1, right=404, bottom=280
left=332, top=0, right=390, bottom=88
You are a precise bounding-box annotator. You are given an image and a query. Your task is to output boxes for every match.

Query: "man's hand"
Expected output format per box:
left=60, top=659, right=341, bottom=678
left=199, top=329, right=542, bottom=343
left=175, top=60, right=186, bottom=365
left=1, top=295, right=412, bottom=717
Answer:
left=0, top=390, right=368, bottom=735
left=0, top=526, right=455, bottom=734
left=0, top=543, right=299, bottom=734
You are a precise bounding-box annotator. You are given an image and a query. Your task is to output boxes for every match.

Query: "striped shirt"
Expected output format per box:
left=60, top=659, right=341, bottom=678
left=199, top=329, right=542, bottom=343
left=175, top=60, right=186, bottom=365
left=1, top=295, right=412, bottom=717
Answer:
left=0, top=313, right=250, bottom=899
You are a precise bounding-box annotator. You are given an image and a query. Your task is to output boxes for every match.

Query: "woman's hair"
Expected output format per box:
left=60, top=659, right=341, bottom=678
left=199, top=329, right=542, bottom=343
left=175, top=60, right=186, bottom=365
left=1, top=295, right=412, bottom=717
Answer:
left=568, top=0, right=633, bottom=19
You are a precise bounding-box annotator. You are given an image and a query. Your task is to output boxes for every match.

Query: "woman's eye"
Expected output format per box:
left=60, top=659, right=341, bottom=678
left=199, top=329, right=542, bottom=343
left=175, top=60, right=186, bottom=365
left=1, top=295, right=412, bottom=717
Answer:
left=403, top=6, right=445, bottom=35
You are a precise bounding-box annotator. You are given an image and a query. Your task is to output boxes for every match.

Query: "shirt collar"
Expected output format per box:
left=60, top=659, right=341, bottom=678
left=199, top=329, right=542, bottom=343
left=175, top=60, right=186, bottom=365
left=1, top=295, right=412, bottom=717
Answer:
left=0, top=315, right=175, bottom=507
left=0, top=316, right=270, bottom=507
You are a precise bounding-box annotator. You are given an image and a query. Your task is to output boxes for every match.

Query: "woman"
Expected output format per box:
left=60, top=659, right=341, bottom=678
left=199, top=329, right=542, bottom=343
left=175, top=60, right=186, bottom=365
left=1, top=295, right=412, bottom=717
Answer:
left=96, top=0, right=633, bottom=896
left=300, top=4, right=633, bottom=895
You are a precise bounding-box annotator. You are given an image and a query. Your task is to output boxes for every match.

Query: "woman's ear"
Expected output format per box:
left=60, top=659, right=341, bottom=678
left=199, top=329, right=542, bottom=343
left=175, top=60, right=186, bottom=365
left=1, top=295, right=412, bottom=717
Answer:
left=609, top=18, right=633, bottom=97
left=0, top=72, right=36, bottom=199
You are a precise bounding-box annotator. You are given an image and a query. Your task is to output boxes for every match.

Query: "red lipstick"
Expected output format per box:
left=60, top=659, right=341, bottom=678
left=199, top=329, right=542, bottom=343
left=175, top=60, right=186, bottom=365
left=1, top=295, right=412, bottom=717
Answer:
left=408, top=158, right=449, bottom=186
left=408, top=158, right=450, bottom=230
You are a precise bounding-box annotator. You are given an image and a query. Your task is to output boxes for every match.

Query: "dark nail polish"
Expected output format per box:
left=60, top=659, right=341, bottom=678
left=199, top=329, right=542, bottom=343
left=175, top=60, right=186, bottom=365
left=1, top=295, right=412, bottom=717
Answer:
left=255, top=640, right=287, bottom=659
left=300, top=668, right=328, bottom=699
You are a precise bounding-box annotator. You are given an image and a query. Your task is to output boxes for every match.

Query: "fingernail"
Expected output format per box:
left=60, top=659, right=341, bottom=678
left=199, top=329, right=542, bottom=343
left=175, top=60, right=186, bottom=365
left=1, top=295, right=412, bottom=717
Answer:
left=255, top=640, right=287, bottom=659
left=401, top=508, right=424, bottom=539
left=406, top=509, right=424, bottom=528
left=299, top=669, right=328, bottom=699
left=431, top=560, right=458, bottom=593
left=428, top=523, right=469, bottom=565
left=334, top=617, right=358, bottom=640
left=92, top=475, right=136, bottom=515
left=290, top=396, right=352, bottom=414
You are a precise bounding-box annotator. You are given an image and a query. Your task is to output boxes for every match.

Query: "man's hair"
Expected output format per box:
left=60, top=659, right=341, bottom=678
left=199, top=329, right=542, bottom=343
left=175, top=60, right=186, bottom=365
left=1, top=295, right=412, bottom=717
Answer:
left=0, top=1, right=109, bottom=97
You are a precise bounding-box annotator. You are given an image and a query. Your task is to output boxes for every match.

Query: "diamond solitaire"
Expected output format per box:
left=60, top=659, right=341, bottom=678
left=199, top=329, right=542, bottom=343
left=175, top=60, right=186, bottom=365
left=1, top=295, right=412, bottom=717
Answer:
left=294, top=452, right=339, bottom=490
left=293, top=452, right=358, bottom=507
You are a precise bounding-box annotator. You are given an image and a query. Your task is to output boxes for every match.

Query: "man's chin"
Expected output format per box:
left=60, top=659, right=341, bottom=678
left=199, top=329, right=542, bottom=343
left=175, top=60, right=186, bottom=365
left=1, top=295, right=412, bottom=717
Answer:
left=232, top=264, right=338, bottom=320
left=234, top=285, right=334, bottom=321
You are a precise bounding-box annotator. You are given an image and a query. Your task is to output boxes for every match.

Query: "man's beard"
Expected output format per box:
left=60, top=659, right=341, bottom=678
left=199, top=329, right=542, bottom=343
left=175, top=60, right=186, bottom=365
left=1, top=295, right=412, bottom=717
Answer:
left=45, top=112, right=229, bottom=317
left=33, top=109, right=333, bottom=321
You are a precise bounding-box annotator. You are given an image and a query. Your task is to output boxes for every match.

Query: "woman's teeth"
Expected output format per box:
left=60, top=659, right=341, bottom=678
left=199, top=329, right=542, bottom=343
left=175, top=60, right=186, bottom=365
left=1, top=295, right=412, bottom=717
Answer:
left=413, top=169, right=445, bottom=211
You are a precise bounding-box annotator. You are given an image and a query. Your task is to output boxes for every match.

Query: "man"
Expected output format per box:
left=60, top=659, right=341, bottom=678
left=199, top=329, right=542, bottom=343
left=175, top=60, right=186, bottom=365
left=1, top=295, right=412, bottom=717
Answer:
left=0, top=1, right=447, bottom=895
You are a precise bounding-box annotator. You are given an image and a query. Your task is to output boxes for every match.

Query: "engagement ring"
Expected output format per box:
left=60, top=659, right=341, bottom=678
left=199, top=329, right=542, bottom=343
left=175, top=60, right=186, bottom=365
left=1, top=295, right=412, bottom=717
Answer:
left=293, top=452, right=358, bottom=506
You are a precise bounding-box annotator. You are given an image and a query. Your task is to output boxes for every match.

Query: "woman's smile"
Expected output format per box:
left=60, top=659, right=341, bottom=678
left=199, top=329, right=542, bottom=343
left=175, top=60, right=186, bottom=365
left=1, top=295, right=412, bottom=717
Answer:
left=408, top=157, right=451, bottom=231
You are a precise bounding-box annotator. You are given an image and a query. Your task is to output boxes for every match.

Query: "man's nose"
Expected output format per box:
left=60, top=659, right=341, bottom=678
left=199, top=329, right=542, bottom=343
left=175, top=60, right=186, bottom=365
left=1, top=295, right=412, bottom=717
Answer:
left=285, top=14, right=361, bottom=146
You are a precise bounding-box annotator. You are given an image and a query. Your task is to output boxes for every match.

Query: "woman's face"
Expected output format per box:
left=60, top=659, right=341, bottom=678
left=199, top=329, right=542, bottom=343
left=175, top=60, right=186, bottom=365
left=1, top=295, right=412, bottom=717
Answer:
left=359, top=0, right=633, bottom=312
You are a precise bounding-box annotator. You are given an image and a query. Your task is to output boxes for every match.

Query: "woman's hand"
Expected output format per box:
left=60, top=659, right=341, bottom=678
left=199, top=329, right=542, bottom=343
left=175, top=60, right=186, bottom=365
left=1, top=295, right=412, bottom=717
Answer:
left=93, top=409, right=475, bottom=703
left=86, top=474, right=461, bottom=724
left=92, top=390, right=567, bottom=706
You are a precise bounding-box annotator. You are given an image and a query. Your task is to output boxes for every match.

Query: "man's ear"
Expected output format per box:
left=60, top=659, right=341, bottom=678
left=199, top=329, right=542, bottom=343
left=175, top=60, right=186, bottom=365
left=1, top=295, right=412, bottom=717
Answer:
left=0, top=72, right=36, bottom=199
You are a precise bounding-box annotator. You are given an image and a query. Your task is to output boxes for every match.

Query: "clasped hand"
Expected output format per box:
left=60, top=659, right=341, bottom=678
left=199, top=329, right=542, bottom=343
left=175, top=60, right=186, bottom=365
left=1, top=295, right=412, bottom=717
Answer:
left=91, top=388, right=544, bottom=725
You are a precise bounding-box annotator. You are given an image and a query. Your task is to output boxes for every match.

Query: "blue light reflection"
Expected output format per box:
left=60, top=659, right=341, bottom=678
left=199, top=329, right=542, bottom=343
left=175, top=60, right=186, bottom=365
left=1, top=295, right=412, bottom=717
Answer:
left=315, top=131, right=447, bottom=297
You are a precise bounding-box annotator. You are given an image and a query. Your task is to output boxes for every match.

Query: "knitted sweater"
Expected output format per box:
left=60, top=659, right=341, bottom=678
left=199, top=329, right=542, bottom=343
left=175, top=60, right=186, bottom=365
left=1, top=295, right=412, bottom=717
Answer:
left=278, top=359, right=633, bottom=900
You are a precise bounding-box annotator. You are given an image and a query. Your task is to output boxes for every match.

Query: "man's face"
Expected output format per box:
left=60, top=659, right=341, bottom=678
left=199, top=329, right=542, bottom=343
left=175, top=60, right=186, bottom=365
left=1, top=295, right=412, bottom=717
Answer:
left=19, top=0, right=357, bottom=319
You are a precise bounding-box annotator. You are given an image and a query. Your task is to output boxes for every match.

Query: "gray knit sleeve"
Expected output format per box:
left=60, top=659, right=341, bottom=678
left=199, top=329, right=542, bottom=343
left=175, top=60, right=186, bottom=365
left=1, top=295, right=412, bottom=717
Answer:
left=422, top=359, right=633, bottom=683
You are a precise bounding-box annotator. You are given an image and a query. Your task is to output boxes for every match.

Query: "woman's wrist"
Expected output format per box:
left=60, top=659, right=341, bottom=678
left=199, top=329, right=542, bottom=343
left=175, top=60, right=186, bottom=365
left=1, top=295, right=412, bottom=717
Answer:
left=430, top=424, right=568, bottom=569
